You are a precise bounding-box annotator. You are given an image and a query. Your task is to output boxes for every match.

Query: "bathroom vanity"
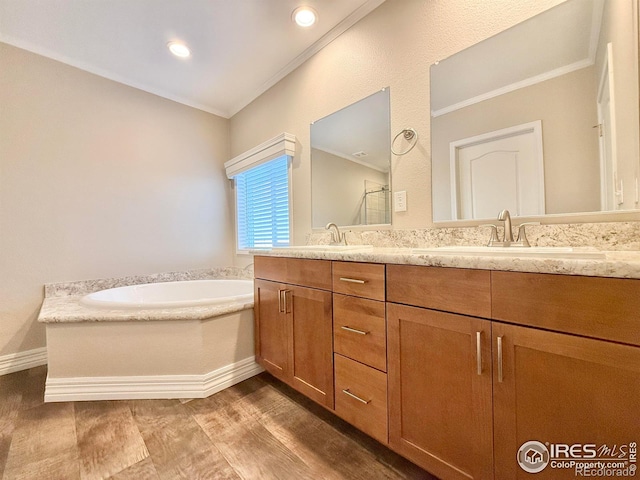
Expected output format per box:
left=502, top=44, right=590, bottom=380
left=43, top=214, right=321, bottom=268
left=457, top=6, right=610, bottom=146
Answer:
left=253, top=251, right=640, bottom=480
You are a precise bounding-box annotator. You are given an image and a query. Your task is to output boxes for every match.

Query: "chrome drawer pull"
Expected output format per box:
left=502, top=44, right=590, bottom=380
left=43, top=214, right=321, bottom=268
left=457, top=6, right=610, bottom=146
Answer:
left=339, top=277, right=366, bottom=284
left=342, top=389, right=371, bottom=404
left=497, top=336, right=504, bottom=383
left=341, top=326, right=369, bottom=335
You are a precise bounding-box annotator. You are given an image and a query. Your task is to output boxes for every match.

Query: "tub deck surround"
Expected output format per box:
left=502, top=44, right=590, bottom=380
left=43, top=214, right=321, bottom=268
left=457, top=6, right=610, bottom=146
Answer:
left=43, top=266, right=253, bottom=298
left=39, top=269, right=262, bottom=402
left=39, top=295, right=254, bottom=323
left=254, top=247, right=640, bottom=279
left=38, top=267, right=254, bottom=323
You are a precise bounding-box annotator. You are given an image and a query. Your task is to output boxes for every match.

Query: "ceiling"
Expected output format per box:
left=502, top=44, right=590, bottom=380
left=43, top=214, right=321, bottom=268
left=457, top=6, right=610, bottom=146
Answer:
left=0, top=0, right=385, bottom=118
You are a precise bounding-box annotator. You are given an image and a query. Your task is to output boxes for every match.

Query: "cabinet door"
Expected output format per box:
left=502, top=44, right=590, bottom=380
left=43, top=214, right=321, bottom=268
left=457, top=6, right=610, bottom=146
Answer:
left=254, top=279, right=289, bottom=381
left=387, top=303, right=494, bottom=480
left=493, top=322, right=640, bottom=479
left=289, top=284, right=334, bottom=409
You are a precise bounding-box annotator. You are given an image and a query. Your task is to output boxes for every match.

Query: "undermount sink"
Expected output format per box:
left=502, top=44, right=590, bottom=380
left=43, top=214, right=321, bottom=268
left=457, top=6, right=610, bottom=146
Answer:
left=274, top=245, right=374, bottom=252
left=412, top=246, right=606, bottom=259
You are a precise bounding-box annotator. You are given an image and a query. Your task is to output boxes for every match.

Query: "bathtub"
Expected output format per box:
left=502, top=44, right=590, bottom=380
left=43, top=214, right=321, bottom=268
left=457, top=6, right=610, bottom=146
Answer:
left=40, top=277, right=262, bottom=402
left=80, top=279, right=254, bottom=309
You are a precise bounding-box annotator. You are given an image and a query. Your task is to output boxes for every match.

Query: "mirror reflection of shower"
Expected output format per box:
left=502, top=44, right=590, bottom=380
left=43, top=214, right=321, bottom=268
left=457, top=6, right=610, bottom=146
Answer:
left=363, top=181, right=390, bottom=225
left=311, top=88, right=392, bottom=228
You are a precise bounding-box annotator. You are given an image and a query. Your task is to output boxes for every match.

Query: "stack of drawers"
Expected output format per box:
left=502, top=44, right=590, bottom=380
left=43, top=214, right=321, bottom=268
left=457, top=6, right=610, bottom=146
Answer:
left=331, top=261, right=388, bottom=444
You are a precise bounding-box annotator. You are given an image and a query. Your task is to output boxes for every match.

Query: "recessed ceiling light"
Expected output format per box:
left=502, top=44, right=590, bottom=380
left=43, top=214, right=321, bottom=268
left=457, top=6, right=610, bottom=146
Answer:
left=167, top=41, right=191, bottom=58
left=292, top=6, right=317, bottom=27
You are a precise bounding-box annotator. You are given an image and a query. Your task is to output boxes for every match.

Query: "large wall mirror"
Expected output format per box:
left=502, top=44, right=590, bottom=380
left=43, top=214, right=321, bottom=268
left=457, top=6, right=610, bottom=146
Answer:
left=431, top=0, right=640, bottom=223
left=311, top=88, right=391, bottom=228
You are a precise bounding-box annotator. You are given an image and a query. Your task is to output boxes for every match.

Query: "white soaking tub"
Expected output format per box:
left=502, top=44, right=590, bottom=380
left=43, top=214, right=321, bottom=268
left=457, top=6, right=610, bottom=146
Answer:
left=80, top=279, right=254, bottom=309
left=40, top=278, right=262, bottom=402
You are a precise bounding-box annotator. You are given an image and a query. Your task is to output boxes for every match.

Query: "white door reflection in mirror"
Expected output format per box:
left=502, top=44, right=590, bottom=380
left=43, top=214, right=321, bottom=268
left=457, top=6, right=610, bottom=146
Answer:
left=451, top=121, right=545, bottom=220
left=430, top=0, right=640, bottom=223
left=597, top=43, right=619, bottom=210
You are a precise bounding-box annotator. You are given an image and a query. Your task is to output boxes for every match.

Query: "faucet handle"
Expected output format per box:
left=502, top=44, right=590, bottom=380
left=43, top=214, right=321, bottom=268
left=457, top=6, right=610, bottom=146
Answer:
left=514, top=222, right=540, bottom=247
left=479, top=224, right=500, bottom=246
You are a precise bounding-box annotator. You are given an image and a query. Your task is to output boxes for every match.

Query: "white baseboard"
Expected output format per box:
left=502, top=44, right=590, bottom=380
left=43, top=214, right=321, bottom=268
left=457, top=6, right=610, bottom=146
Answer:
left=0, top=347, right=48, bottom=376
left=44, top=356, right=264, bottom=402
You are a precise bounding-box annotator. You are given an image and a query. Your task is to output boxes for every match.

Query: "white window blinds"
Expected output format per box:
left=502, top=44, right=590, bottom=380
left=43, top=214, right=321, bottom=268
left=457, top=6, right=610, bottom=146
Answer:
left=235, top=155, right=290, bottom=250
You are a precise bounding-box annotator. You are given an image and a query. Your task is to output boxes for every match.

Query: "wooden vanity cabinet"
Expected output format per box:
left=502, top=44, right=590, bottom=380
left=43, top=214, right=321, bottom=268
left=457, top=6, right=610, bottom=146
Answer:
left=253, top=279, right=288, bottom=380
left=256, top=256, right=640, bottom=480
left=387, top=264, right=640, bottom=480
left=492, top=322, right=640, bottom=479
left=386, top=267, right=494, bottom=480
left=331, top=261, right=389, bottom=444
left=254, top=256, right=334, bottom=409
left=491, top=271, right=640, bottom=479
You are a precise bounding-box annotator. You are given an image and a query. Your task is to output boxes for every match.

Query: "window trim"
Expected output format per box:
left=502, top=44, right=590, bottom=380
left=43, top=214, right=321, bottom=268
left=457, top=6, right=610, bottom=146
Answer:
left=224, top=132, right=296, bottom=178
left=224, top=133, right=296, bottom=254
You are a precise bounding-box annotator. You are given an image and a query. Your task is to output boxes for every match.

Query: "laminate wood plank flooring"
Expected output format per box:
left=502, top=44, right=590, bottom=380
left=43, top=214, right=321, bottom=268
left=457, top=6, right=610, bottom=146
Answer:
left=75, top=401, right=149, bottom=480
left=0, top=367, right=437, bottom=480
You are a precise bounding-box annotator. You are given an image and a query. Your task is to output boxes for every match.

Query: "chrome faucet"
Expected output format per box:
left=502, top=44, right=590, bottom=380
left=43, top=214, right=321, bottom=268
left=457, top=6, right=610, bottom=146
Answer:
left=482, top=209, right=539, bottom=247
left=497, top=209, right=514, bottom=244
left=326, top=222, right=347, bottom=245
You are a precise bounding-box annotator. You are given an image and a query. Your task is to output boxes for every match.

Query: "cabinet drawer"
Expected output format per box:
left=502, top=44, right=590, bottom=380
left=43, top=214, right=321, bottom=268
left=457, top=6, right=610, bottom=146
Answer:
left=492, top=271, right=640, bottom=346
left=332, top=261, right=385, bottom=301
left=387, top=264, right=491, bottom=318
left=254, top=256, right=332, bottom=291
left=333, top=294, right=386, bottom=372
left=334, top=354, right=388, bottom=444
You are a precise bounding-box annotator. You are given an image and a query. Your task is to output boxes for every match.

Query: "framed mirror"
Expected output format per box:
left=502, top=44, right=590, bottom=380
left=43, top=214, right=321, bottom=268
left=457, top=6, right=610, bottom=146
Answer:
left=311, top=88, right=391, bottom=228
left=431, top=0, right=640, bottom=223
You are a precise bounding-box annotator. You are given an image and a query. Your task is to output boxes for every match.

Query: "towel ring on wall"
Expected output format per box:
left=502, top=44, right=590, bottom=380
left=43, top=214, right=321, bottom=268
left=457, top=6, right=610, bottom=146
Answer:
left=391, top=128, right=418, bottom=156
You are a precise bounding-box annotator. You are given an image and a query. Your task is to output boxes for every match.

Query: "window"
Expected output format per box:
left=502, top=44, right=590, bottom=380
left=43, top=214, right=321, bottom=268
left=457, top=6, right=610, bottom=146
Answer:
left=224, top=133, right=295, bottom=252
left=235, top=155, right=290, bottom=250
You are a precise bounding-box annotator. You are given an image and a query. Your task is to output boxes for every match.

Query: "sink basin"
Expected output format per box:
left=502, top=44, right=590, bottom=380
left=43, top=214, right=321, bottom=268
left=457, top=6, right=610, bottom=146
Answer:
left=412, top=246, right=605, bottom=259
left=274, top=245, right=374, bottom=252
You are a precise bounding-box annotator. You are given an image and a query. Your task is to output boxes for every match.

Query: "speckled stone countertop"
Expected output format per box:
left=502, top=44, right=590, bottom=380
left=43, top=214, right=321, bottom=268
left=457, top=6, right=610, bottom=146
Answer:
left=254, top=247, right=640, bottom=280
left=38, top=267, right=254, bottom=324
left=264, top=221, right=640, bottom=279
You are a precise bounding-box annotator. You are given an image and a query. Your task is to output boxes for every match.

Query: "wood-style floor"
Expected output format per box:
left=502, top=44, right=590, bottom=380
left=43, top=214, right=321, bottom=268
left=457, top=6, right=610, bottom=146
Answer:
left=0, top=366, right=436, bottom=480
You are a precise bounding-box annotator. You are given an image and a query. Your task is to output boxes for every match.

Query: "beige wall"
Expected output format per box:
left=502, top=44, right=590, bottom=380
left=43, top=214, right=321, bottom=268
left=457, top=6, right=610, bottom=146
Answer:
left=229, top=0, right=565, bottom=248
left=431, top=66, right=600, bottom=220
left=0, top=43, right=234, bottom=357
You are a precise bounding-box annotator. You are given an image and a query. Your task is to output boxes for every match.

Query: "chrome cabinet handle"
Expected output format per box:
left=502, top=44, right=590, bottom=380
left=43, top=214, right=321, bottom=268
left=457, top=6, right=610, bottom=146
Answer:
left=278, top=289, right=285, bottom=313
left=476, top=331, right=482, bottom=375
left=278, top=289, right=291, bottom=313
left=339, top=277, right=366, bottom=284
left=342, top=389, right=370, bottom=404
left=283, top=289, right=291, bottom=314
left=497, top=336, right=504, bottom=383
left=341, top=326, right=369, bottom=335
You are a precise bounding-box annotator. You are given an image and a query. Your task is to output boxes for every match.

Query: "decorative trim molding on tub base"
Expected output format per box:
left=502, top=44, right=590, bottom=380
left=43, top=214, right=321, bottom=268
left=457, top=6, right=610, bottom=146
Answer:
left=0, top=347, right=48, bottom=376
left=44, top=356, right=264, bottom=402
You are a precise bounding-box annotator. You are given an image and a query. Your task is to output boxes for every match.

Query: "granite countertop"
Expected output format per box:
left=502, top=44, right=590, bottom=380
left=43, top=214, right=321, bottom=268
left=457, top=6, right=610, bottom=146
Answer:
left=253, top=247, right=640, bottom=280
